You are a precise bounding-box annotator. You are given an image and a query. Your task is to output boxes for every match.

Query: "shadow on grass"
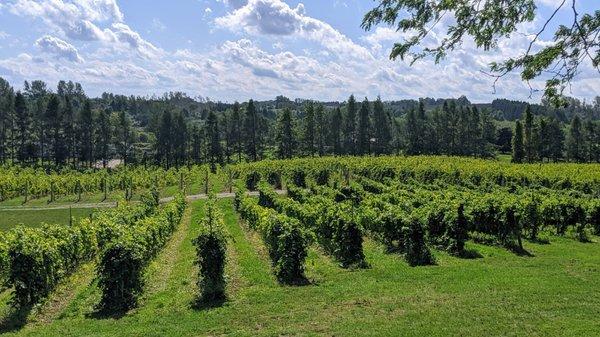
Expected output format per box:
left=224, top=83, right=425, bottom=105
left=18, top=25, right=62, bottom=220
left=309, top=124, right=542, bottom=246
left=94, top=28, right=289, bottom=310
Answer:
left=507, top=244, right=535, bottom=257
left=86, top=305, right=128, bottom=320
left=527, top=237, right=551, bottom=245
left=0, top=304, right=32, bottom=334
left=457, top=248, right=483, bottom=259
left=192, top=296, right=227, bottom=311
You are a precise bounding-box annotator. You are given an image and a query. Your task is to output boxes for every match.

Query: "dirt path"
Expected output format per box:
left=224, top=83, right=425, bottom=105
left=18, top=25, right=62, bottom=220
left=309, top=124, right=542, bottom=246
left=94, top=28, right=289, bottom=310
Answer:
left=0, top=190, right=286, bottom=211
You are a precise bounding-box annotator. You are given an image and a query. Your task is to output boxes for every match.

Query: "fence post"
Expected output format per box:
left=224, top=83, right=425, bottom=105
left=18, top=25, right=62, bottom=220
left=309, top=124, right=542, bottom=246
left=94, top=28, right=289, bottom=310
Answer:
left=204, top=169, right=209, bottom=195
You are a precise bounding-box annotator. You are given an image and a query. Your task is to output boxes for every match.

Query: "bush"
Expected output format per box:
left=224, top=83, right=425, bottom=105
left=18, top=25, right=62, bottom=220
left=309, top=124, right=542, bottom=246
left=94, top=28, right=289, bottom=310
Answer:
left=267, top=171, right=282, bottom=189
left=245, top=171, right=261, bottom=191
left=314, top=169, right=330, bottom=186
left=291, top=169, right=307, bottom=188
left=319, top=203, right=367, bottom=268
left=588, top=200, right=600, bottom=235
left=403, top=216, right=435, bottom=266
left=518, top=194, right=540, bottom=240
left=237, top=192, right=311, bottom=284
left=444, top=204, right=468, bottom=256
left=193, top=197, right=227, bottom=302
left=8, top=219, right=97, bottom=306
left=97, top=195, right=186, bottom=311
left=0, top=232, right=11, bottom=289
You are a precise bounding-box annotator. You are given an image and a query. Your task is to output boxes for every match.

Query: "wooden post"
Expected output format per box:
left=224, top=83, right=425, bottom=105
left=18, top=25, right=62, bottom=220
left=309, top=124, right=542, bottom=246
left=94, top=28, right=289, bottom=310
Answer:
left=228, top=169, right=233, bottom=193
left=179, top=172, right=184, bottom=192
left=77, top=180, right=82, bottom=202
left=204, top=169, right=209, bottom=195
left=103, top=177, right=108, bottom=201
left=50, top=181, right=55, bottom=203
left=69, top=206, right=73, bottom=227
left=23, top=180, right=29, bottom=204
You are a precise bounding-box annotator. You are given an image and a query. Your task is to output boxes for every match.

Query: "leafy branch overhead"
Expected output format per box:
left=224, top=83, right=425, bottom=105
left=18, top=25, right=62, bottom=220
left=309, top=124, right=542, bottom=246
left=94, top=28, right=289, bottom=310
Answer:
left=362, top=0, right=600, bottom=106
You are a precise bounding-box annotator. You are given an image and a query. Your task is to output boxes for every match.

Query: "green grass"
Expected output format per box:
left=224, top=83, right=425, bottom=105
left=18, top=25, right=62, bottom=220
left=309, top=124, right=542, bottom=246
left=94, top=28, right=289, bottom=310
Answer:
left=0, top=208, right=97, bottom=232
left=2, top=199, right=600, bottom=336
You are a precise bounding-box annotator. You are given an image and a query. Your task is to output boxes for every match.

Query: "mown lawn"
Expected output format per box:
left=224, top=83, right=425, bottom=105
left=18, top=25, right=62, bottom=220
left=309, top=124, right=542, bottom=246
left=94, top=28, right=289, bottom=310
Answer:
left=2, top=198, right=600, bottom=336
left=0, top=208, right=97, bottom=232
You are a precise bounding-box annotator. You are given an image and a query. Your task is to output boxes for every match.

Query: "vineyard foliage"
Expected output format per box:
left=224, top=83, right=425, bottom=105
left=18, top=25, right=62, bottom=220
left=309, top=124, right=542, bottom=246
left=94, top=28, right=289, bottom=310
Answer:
left=236, top=184, right=312, bottom=284
left=0, top=165, right=210, bottom=202
left=193, top=196, right=228, bottom=302
left=97, top=194, right=186, bottom=311
left=4, top=196, right=159, bottom=306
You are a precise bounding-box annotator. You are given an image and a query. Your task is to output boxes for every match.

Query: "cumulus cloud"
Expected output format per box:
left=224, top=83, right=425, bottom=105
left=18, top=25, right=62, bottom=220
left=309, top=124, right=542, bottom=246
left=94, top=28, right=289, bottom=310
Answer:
left=8, top=0, right=160, bottom=57
left=0, top=0, right=597, bottom=103
left=215, top=0, right=373, bottom=61
left=35, top=35, right=84, bottom=62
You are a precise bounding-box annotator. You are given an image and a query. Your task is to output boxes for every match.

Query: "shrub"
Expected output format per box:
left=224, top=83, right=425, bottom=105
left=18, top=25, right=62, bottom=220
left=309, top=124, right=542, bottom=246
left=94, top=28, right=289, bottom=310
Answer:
left=588, top=200, right=600, bottom=235
left=444, top=204, right=468, bottom=256
left=518, top=194, right=540, bottom=240
left=8, top=219, right=97, bottom=306
left=245, top=171, right=261, bottom=191
left=237, top=192, right=311, bottom=284
left=403, top=216, right=435, bottom=266
left=267, top=171, right=282, bottom=189
left=314, top=169, right=330, bottom=186
left=0, top=232, right=11, bottom=289
left=97, top=195, right=186, bottom=311
left=291, top=169, right=307, bottom=188
left=193, top=197, right=227, bottom=302
left=319, top=203, right=367, bottom=268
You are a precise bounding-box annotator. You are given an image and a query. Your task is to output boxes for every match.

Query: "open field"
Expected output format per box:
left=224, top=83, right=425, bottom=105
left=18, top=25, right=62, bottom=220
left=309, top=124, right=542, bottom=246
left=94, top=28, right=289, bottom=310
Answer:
left=1, top=156, right=599, bottom=336
left=0, top=208, right=96, bottom=232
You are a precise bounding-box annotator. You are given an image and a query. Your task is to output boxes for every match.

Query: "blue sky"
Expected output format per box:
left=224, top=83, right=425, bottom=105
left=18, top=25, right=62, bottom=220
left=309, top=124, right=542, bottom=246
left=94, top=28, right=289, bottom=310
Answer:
left=0, top=0, right=597, bottom=103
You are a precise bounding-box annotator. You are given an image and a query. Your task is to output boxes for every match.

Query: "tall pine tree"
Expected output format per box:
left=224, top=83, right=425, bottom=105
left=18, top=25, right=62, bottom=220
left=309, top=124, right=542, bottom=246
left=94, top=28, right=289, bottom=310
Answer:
left=512, top=120, right=524, bottom=163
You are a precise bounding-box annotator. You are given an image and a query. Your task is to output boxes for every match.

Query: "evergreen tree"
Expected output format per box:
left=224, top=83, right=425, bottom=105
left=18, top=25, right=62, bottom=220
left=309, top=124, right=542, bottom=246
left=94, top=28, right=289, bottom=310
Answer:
left=584, top=120, right=597, bottom=162
left=14, top=92, right=34, bottom=163
left=512, top=120, right=524, bottom=163
left=45, top=95, right=67, bottom=165
left=206, top=111, right=222, bottom=167
left=173, top=112, right=187, bottom=166
left=276, top=107, right=296, bottom=159
left=357, top=97, right=371, bottom=155
left=547, top=117, right=564, bottom=162
left=190, top=124, right=203, bottom=164
left=79, top=100, right=95, bottom=167
left=344, top=95, right=357, bottom=154
left=315, top=104, right=326, bottom=156
left=405, top=109, right=420, bottom=155
left=302, top=102, right=316, bottom=155
left=566, top=115, right=584, bottom=162
left=96, top=109, right=111, bottom=168
left=330, top=107, right=343, bottom=155
left=0, top=78, right=15, bottom=163
left=62, top=96, right=76, bottom=166
left=523, top=105, right=534, bottom=162
left=243, top=99, right=259, bottom=161
left=372, top=96, right=391, bottom=155
left=231, top=102, right=243, bottom=162
left=156, top=110, right=173, bottom=167
left=116, top=110, right=133, bottom=165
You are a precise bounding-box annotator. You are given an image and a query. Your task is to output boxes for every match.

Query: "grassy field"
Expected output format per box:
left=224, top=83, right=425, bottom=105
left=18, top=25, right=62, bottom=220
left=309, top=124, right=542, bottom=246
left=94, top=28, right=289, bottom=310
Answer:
left=0, top=208, right=97, bottom=232
left=1, top=198, right=599, bottom=336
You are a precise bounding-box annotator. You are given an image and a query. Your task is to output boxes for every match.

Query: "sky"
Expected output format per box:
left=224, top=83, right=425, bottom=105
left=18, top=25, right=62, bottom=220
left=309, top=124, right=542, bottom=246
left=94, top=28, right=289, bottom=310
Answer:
left=0, top=0, right=597, bottom=103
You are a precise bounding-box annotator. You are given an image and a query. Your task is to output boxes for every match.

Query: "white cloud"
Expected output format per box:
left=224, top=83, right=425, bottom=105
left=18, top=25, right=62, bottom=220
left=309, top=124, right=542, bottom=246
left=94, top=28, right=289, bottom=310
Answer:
left=0, top=31, right=9, bottom=40
left=0, top=0, right=597, bottom=103
left=35, top=35, right=84, bottom=63
left=8, top=0, right=160, bottom=57
left=215, top=0, right=373, bottom=61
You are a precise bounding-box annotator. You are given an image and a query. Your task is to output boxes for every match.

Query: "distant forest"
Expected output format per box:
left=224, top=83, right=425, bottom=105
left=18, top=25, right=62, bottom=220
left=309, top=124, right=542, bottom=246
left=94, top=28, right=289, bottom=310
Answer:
left=0, top=77, right=598, bottom=169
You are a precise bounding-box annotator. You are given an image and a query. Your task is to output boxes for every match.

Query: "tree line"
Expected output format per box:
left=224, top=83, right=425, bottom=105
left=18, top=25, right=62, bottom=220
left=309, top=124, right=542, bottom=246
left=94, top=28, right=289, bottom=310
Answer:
left=0, top=77, right=598, bottom=170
